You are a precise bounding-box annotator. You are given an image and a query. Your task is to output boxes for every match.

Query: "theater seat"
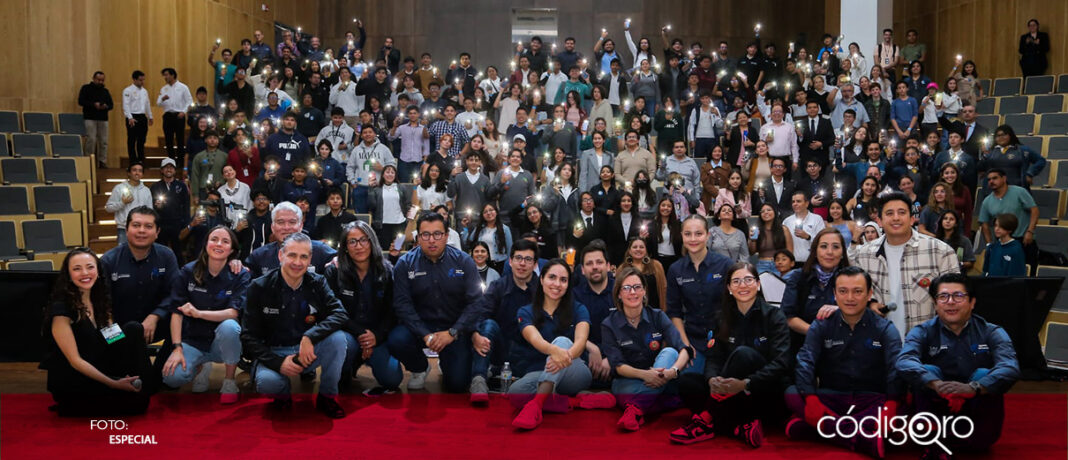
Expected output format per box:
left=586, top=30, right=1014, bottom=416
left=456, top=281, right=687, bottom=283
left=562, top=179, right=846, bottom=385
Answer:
left=1035, top=225, right=1068, bottom=256
left=5, top=260, right=53, bottom=271
left=1048, top=136, right=1068, bottom=159
left=21, top=219, right=66, bottom=253
left=998, top=96, right=1030, bottom=115
left=33, top=186, right=74, bottom=213
left=11, top=134, right=48, bottom=157
left=1033, top=94, right=1066, bottom=114
left=49, top=134, right=83, bottom=157
left=57, top=113, right=86, bottom=135
left=0, top=221, right=23, bottom=261
left=975, top=98, right=996, bottom=115
left=0, top=158, right=39, bottom=184
left=1031, top=188, right=1065, bottom=221
left=992, top=78, right=1022, bottom=97
left=41, top=158, right=78, bottom=183
left=22, top=112, right=55, bottom=134
left=1019, top=135, right=1045, bottom=156
left=0, top=111, right=19, bottom=133
left=1034, top=159, right=1056, bottom=188
left=1051, top=161, right=1068, bottom=189
left=1038, top=113, right=1068, bottom=135
left=1036, top=266, right=1068, bottom=311
left=1004, top=114, right=1034, bottom=135
left=0, top=186, right=32, bottom=215
left=1024, top=75, right=1055, bottom=95
left=1058, top=75, right=1068, bottom=93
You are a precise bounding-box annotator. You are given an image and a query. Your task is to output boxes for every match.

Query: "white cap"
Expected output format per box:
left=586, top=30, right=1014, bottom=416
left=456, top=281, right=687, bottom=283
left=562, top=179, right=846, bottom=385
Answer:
left=512, top=134, right=526, bottom=142
left=160, top=158, right=177, bottom=169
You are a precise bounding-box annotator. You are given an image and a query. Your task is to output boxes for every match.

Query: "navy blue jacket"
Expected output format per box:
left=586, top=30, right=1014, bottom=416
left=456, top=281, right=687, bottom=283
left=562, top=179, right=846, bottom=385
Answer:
left=781, top=269, right=838, bottom=324
left=240, top=269, right=349, bottom=372
left=392, top=246, right=483, bottom=338
left=264, top=130, right=312, bottom=179
left=897, top=315, right=1019, bottom=394
left=150, top=179, right=191, bottom=227
left=473, top=271, right=535, bottom=349
left=571, top=274, right=615, bottom=346
left=795, top=309, right=902, bottom=396
left=100, top=243, right=180, bottom=325
left=244, top=240, right=337, bottom=279
left=665, top=251, right=734, bottom=341
left=161, top=261, right=250, bottom=351
left=512, top=303, right=590, bottom=376
left=280, top=178, right=322, bottom=210
left=601, top=306, right=690, bottom=373
left=323, top=260, right=396, bottom=345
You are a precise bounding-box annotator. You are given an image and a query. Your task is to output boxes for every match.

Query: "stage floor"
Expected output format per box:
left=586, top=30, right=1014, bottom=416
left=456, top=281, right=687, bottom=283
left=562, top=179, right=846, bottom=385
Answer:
left=2, top=362, right=1066, bottom=459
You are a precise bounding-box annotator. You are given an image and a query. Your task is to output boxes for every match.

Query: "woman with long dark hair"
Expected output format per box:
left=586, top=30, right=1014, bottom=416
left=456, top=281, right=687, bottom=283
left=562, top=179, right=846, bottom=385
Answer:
left=546, top=162, right=579, bottom=254
left=324, top=221, right=404, bottom=395
left=607, top=192, right=646, bottom=266
left=509, top=260, right=613, bottom=430
left=939, top=163, right=974, bottom=238
left=982, top=124, right=1047, bottom=188
left=615, top=236, right=667, bottom=311
left=514, top=202, right=559, bottom=259
left=651, top=196, right=683, bottom=269
left=934, top=209, right=975, bottom=273
left=41, top=248, right=155, bottom=416
left=672, top=263, right=790, bottom=447
left=466, top=203, right=513, bottom=271
left=414, top=163, right=449, bottom=211
left=368, top=164, right=413, bottom=249
left=161, top=225, right=248, bottom=403
left=750, top=204, right=794, bottom=274
left=708, top=203, right=750, bottom=263
left=780, top=228, right=850, bottom=350
left=470, top=241, right=501, bottom=284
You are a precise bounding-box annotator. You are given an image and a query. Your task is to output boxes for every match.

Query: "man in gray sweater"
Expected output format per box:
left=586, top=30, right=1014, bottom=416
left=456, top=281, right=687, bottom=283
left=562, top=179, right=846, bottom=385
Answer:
left=488, top=149, right=536, bottom=227
left=540, top=105, right=580, bottom=160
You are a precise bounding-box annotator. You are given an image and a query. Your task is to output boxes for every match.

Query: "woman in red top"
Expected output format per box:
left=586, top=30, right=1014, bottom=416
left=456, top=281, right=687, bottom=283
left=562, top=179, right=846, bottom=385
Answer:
left=226, top=127, right=260, bottom=187
left=939, top=162, right=974, bottom=238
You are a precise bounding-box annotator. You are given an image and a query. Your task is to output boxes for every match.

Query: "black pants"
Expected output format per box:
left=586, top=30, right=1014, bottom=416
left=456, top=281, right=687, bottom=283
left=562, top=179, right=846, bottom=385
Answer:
left=48, top=321, right=155, bottom=417
left=162, top=112, right=186, bottom=167
left=376, top=222, right=407, bottom=250
left=125, top=114, right=148, bottom=165
left=679, top=346, right=781, bottom=431
left=157, top=224, right=184, bottom=264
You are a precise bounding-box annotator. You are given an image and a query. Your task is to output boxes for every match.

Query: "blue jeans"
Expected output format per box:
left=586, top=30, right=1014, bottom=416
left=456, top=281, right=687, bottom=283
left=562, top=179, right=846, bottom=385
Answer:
left=162, top=319, right=242, bottom=388
left=349, top=184, right=369, bottom=213
left=611, top=347, right=680, bottom=411
left=342, top=331, right=403, bottom=389
left=756, top=259, right=776, bottom=274
left=682, top=334, right=708, bottom=375
left=471, top=319, right=509, bottom=378
left=397, top=160, right=421, bottom=185
left=387, top=325, right=473, bottom=393
left=252, top=330, right=347, bottom=397
left=694, top=137, right=715, bottom=160
left=915, top=366, right=1002, bottom=451
left=507, top=337, right=593, bottom=411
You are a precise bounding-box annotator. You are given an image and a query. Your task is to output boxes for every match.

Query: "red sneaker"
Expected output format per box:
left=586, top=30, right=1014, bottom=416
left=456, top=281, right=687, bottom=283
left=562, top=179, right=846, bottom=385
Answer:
left=511, top=400, right=543, bottom=430
left=616, top=404, right=645, bottom=431
left=669, top=412, right=715, bottom=444
left=733, top=419, right=764, bottom=448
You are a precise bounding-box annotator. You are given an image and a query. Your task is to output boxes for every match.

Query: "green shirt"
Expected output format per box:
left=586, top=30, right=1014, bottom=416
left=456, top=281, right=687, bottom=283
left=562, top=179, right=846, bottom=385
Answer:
left=902, top=43, right=926, bottom=64
left=978, top=185, right=1036, bottom=238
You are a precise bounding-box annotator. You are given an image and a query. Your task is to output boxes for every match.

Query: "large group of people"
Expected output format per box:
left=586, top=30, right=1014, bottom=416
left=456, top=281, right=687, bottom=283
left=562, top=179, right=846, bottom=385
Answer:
left=56, top=16, right=1051, bottom=458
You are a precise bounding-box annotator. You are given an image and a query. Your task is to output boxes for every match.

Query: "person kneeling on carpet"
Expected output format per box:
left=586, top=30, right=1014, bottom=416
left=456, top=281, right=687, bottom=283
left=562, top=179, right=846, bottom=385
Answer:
left=671, top=262, right=791, bottom=448
left=324, top=221, right=404, bottom=396
left=161, top=225, right=249, bottom=404
left=603, top=267, right=692, bottom=431
left=241, top=232, right=349, bottom=418
left=467, top=240, right=538, bottom=405
left=897, top=273, right=1020, bottom=459
left=388, top=211, right=484, bottom=393
left=783, top=266, right=902, bottom=458
left=509, top=260, right=616, bottom=430
left=41, top=248, right=157, bottom=416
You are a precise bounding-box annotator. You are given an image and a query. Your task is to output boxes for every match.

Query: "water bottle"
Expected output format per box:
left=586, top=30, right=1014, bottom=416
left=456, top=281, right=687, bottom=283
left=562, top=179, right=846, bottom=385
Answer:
left=500, top=362, right=513, bottom=393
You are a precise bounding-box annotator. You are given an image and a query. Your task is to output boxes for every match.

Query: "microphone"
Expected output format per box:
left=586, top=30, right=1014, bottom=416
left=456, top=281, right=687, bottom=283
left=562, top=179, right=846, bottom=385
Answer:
left=878, top=302, right=898, bottom=315
left=131, top=378, right=143, bottom=391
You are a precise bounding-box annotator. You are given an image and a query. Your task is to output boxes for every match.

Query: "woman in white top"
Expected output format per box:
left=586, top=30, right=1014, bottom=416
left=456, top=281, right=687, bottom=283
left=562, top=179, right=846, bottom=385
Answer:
left=940, top=77, right=962, bottom=118
left=413, top=163, right=449, bottom=211
left=707, top=203, right=750, bottom=263
left=715, top=170, right=752, bottom=226
left=329, top=67, right=361, bottom=120
left=370, top=164, right=410, bottom=249
left=624, top=27, right=659, bottom=73
left=868, top=66, right=892, bottom=101
left=481, top=118, right=506, bottom=171
left=541, top=147, right=568, bottom=187
left=579, top=132, right=614, bottom=192
left=467, top=203, right=513, bottom=268
left=495, top=82, right=523, bottom=135
left=837, top=42, right=868, bottom=84
left=391, top=74, right=424, bottom=109
left=588, top=86, right=614, bottom=130
left=217, top=165, right=252, bottom=226
left=479, top=66, right=504, bottom=103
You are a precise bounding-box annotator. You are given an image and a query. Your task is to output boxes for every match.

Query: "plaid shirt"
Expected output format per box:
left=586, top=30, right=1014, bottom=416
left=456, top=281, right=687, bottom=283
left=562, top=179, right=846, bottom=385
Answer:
left=427, top=119, right=470, bottom=159
left=849, top=231, right=960, bottom=332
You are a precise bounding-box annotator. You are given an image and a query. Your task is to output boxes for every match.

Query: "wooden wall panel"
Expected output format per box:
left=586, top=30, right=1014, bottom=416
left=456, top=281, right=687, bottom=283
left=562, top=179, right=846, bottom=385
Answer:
left=896, top=0, right=1064, bottom=82
left=0, top=0, right=318, bottom=167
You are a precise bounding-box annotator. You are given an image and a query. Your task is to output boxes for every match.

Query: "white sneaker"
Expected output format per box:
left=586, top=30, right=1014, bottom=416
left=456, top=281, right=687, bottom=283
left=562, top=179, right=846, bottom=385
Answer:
left=408, top=371, right=427, bottom=390
left=191, top=363, right=212, bottom=393
left=220, top=378, right=239, bottom=404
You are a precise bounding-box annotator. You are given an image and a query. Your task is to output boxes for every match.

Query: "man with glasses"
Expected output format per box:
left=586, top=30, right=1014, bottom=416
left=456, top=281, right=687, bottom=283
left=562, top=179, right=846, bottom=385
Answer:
left=759, top=104, right=800, bottom=172
left=938, top=102, right=988, bottom=160
left=614, top=129, right=656, bottom=188
left=245, top=201, right=338, bottom=278
left=466, top=240, right=539, bottom=403
left=752, top=157, right=796, bottom=217
left=388, top=211, right=483, bottom=393
left=897, top=273, right=1019, bottom=457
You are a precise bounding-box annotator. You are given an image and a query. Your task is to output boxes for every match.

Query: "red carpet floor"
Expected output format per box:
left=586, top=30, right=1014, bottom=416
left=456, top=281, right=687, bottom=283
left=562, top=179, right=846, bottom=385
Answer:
left=2, top=393, right=1065, bottom=459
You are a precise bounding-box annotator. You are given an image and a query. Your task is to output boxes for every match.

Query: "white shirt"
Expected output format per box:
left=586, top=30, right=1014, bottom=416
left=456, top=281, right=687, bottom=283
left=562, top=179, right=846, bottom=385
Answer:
left=219, top=180, right=252, bottom=224
left=456, top=111, right=483, bottom=138
left=782, top=211, right=826, bottom=262
left=329, top=80, right=362, bottom=116
left=157, top=81, right=193, bottom=113
left=658, top=224, right=675, bottom=256
left=621, top=213, right=633, bottom=239
left=884, top=240, right=907, bottom=341
left=381, top=184, right=405, bottom=224
left=122, top=84, right=152, bottom=120
left=608, top=72, right=622, bottom=104
left=771, top=176, right=786, bottom=202
left=542, top=71, right=568, bottom=105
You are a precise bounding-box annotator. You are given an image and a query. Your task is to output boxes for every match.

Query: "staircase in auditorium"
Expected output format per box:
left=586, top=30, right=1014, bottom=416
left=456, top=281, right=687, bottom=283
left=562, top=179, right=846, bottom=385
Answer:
left=88, top=137, right=168, bottom=254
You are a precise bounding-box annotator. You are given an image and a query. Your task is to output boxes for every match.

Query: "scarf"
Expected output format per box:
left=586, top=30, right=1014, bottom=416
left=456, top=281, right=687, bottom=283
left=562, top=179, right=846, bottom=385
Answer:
left=815, top=264, right=835, bottom=287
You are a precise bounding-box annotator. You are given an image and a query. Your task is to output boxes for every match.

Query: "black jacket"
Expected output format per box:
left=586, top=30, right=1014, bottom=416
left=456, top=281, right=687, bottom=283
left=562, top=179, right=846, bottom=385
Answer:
left=751, top=177, right=796, bottom=217
left=324, top=260, right=395, bottom=345
left=355, top=77, right=392, bottom=106
left=240, top=269, right=349, bottom=372
left=705, top=298, right=791, bottom=393
left=726, top=123, right=760, bottom=166
left=607, top=211, right=647, bottom=266
left=797, top=116, right=836, bottom=167
left=77, top=83, right=113, bottom=121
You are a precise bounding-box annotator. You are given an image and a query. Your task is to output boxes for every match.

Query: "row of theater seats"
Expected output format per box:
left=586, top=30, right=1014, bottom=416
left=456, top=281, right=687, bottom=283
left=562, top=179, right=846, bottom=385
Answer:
left=0, top=110, right=93, bottom=270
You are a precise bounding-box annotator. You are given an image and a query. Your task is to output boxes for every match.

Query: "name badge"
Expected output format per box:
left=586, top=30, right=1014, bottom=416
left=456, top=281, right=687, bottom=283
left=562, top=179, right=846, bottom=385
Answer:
left=286, top=153, right=292, bottom=161
left=243, top=168, right=250, bottom=177
left=101, top=323, right=125, bottom=344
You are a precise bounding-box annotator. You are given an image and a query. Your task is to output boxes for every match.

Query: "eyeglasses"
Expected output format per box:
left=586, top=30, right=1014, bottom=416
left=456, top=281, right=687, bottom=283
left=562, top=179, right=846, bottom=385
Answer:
left=511, top=255, right=536, bottom=264
left=418, top=231, right=447, bottom=241
left=936, top=292, right=968, bottom=303
left=730, top=276, right=758, bottom=287
left=346, top=237, right=371, bottom=247
left=620, top=284, right=645, bottom=293
left=771, top=164, right=786, bottom=169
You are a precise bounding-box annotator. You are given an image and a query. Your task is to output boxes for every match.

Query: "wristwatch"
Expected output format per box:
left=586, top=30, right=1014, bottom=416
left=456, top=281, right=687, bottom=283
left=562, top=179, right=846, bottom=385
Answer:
left=447, top=328, right=458, bottom=339
left=743, top=378, right=752, bottom=395
left=969, top=381, right=981, bottom=395
left=670, top=367, right=679, bottom=379
left=173, top=342, right=183, bottom=349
